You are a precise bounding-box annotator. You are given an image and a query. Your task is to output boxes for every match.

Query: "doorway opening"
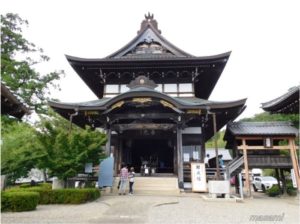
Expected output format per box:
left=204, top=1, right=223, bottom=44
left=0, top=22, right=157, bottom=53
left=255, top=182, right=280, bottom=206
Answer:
left=124, top=139, right=174, bottom=173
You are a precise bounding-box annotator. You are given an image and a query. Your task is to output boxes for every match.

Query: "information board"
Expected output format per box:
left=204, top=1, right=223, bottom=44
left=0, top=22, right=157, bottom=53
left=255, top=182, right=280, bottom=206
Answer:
left=191, top=163, right=207, bottom=192
left=98, top=157, right=114, bottom=188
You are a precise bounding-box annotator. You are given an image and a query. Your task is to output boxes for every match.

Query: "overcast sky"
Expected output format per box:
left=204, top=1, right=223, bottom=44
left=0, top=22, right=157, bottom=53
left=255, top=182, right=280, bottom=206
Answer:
left=2, top=0, right=299, bottom=119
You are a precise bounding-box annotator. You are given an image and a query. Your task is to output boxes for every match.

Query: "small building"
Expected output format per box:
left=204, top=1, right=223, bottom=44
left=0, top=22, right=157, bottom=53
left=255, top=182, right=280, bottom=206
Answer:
left=224, top=121, right=299, bottom=195
left=49, top=14, right=246, bottom=189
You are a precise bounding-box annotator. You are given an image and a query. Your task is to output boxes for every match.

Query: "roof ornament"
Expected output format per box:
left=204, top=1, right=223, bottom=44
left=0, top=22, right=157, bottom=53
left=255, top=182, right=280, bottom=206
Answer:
left=145, top=12, right=154, bottom=21
left=127, top=75, right=158, bottom=90
left=138, top=12, right=161, bottom=34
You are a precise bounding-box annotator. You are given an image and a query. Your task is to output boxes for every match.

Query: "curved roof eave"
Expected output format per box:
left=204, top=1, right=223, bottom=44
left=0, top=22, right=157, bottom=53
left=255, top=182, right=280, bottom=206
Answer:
left=261, top=86, right=299, bottom=111
left=65, top=51, right=231, bottom=64
left=48, top=89, right=246, bottom=112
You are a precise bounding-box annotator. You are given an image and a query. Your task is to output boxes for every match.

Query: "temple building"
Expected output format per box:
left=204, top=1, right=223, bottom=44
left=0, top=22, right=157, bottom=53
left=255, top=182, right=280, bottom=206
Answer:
left=49, top=14, right=246, bottom=189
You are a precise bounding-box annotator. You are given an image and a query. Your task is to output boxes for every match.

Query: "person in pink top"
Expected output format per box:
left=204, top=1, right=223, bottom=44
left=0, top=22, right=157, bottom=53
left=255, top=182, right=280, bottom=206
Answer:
left=118, top=164, right=128, bottom=195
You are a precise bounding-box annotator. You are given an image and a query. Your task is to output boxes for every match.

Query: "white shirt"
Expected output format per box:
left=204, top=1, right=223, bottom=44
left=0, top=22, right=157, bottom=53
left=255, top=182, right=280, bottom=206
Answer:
left=129, top=171, right=135, bottom=182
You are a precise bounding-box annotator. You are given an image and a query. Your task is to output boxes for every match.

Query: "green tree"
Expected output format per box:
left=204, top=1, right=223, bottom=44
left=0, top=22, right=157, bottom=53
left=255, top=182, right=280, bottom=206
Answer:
left=35, top=111, right=107, bottom=181
left=240, top=112, right=299, bottom=129
left=1, top=112, right=107, bottom=184
left=1, top=115, right=42, bottom=184
left=1, top=13, right=63, bottom=114
left=205, top=131, right=226, bottom=148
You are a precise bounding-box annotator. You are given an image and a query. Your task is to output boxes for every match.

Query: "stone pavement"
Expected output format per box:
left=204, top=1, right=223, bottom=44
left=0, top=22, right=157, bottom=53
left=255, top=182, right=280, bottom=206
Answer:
left=1, top=193, right=299, bottom=224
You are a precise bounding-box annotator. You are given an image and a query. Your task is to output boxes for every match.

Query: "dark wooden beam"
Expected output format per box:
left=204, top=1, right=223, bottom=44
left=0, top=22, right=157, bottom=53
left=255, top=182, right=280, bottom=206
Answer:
left=111, top=123, right=176, bottom=131
left=109, top=113, right=178, bottom=122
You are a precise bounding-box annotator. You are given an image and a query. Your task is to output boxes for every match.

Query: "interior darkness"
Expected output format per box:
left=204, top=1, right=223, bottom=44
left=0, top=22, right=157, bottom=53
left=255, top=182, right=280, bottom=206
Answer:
left=130, top=139, right=173, bottom=173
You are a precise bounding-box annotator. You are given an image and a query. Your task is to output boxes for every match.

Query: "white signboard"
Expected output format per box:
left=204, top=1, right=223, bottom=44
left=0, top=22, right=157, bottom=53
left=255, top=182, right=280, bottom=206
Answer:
left=184, top=153, right=190, bottom=162
left=191, top=163, right=207, bottom=192
left=291, top=169, right=297, bottom=188
left=193, top=151, right=199, bottom=160
left=85, top=163, right=93, bottom=173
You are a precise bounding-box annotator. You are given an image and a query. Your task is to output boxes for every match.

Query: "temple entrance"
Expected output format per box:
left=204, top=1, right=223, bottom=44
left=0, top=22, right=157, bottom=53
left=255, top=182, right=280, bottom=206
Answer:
left=122, top=138, right=174, bottom=174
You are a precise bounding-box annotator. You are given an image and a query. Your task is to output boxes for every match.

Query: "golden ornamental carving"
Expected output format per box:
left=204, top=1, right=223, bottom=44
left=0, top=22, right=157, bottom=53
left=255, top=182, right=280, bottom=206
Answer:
left=132, top=98, right=152, bottom=104
left=111, top=101, right=124, bottom=109
left=84, top=111, right=99, bottom=116
left=160, top=100, right=175, bottom=109
left=186, top=109, right=201, bottom=115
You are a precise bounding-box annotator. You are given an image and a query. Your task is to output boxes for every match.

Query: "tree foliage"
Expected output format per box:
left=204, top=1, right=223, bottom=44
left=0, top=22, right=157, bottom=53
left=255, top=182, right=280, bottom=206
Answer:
left=1, top=116, right=42, bottom=184
left=240, top=112, right=299, bottom=129
left=35, top=112, right=107, bottom=180
left=1, top=13, right=63, bottom=114
left=1, top=112, right=107, bottom=183
left=205, top=131, right=226, bottom=148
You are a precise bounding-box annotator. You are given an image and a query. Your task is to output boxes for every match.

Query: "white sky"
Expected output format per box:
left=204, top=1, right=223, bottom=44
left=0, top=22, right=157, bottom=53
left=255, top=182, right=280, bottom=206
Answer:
left=2, top=0, right=300, bottom=119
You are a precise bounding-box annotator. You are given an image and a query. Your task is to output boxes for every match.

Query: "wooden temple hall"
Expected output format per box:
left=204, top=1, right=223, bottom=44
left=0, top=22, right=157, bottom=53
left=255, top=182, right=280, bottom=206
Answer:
left=49, top=14, right=246, bottom=188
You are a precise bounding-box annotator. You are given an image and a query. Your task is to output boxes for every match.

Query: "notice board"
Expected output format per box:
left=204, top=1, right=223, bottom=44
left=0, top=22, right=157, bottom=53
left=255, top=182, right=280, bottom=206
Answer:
left=98, top=157, right=114, bottom=188
left=191, top=163, right=207, bottom=192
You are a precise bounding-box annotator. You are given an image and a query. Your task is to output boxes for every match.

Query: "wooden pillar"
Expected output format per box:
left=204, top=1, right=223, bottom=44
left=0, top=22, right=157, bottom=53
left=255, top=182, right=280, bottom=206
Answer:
left=212, top=113, right=220, bottom=179
left=289, top=138, right=300, bottom=191
left=177, top=127, right=184, bottom=189
left=106, top=128, right=111, bottom=156
left=173, top=139, right=177, bottom=174
left=200, top=133, right=205, bottom=163
left=275, top=168, right=282, bottom=193
left=242, top=138, right=251, bottom=197
left=235, top=175, right=239, bottom=194
left=114, top=137, right=121, bottom=176
left=280, top=169, right=287, bottom=195
left=118, top=138, right=123, bottom=172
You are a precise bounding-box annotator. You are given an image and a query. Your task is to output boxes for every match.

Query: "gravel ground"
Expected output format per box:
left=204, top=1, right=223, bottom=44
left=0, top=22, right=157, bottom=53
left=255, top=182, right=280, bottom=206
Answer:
left=1, top=194, right=299, bottom=224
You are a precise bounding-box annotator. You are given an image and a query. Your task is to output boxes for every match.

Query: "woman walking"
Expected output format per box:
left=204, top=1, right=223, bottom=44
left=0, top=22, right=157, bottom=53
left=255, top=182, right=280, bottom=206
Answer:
left=118, top=164, right=128, bottom=195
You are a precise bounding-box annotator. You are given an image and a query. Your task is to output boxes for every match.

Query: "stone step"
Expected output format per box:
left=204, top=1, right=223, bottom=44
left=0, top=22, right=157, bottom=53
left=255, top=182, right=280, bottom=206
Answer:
left=112, top=176, right=179, bottom=195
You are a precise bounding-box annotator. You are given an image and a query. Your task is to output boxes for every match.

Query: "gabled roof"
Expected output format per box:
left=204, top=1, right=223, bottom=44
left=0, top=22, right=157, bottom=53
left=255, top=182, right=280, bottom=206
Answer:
left=225, top=121, right=298, bottom=137
left=106, top=14, right=193, bottom=59
left=261, top=86, right=299, bottom=114
left=65, top=14, right=231, bottom=100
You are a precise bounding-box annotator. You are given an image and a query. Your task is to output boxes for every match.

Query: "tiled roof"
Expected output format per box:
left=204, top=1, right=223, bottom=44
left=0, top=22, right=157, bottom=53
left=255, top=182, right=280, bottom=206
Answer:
left=226, top=122, right=298, bottom=136
left=48, top=86, right=246, bottom=110
left=261, top=86, right=299, bottom=114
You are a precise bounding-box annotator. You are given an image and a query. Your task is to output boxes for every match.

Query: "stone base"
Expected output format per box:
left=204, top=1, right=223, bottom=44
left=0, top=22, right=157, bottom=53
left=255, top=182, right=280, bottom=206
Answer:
left=52, top=178, right=65, bottom=189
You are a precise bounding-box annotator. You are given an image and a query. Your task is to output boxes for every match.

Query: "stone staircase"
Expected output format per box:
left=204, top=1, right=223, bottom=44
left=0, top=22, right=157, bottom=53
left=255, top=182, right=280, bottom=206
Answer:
left=110, top=176, right=180, bottom=195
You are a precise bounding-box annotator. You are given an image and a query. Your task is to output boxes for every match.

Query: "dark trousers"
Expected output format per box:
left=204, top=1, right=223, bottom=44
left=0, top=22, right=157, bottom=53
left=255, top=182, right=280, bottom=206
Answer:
left=129, top=181, right=134, bottom=193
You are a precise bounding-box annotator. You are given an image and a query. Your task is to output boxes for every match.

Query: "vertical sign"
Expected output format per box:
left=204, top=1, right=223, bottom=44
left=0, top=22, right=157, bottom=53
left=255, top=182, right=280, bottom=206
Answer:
left=98, top=157, right=114, bottom=188
left=191, top=163, right=207, bottom=192
left=291, top=169, right=297, bottom=188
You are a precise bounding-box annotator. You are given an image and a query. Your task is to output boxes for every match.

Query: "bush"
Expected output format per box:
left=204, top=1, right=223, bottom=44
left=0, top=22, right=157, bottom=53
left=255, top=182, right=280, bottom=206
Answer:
left=19, top=183, right=32, bottom=188
left=6, top=187, right=100, bottom=204
left=38, top=183, right=52, bottom=189
left=266, top=185, right=281, bottom=197
left=51, top=188, right=100, bottom=204
left=286, top=182, right=297, bottom=196
left=7, top=187, right=55, bottom=204
left=1, top=191, right=39, bottom=212
left=19, top=182, right=52, bottom=189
